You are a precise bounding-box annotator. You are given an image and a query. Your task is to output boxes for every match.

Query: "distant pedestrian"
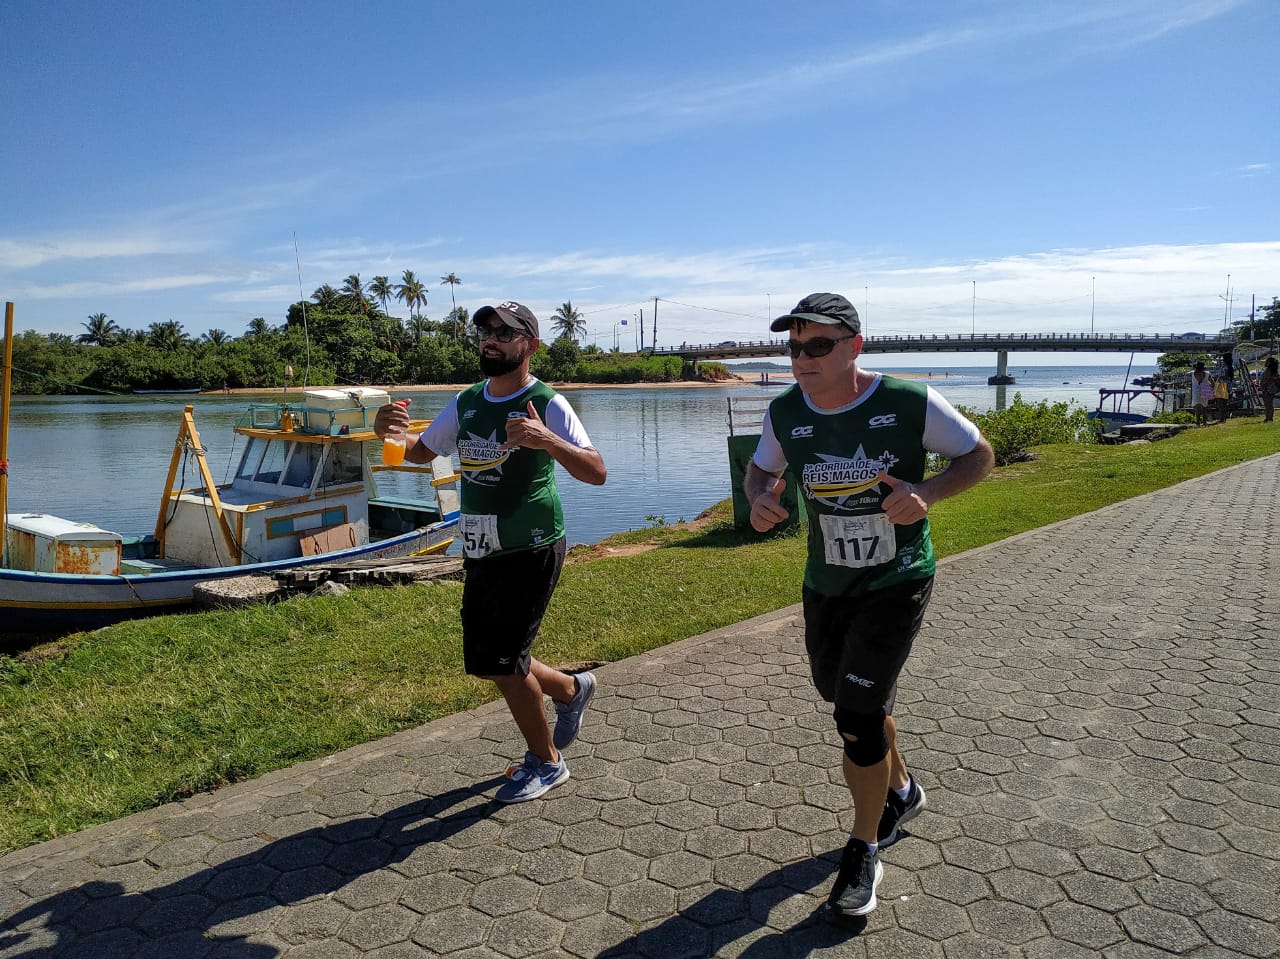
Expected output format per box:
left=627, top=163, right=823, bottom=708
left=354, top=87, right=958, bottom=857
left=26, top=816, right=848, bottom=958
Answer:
left=1213, top=374, right=1229, bottom=423
left=1191, top=362, right=1213, bottom=426
left=1260, top=357, right=1279, bottom=423
left=374, top=301, right=607, bottom=804
left=745, top=293, right=994, bottom=920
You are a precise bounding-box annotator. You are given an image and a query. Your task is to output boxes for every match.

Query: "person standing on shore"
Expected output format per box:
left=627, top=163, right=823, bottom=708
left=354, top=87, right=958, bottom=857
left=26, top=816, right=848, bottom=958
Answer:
left=1212, top=373, right=1230, bottom=423
left=1191, top=361, right=1213, bottom=427
left=374, top=301, right=607, bottom=804
left=1259, top=356, right=1279, bottom=423
left=744, top=293, right=994, bottom=920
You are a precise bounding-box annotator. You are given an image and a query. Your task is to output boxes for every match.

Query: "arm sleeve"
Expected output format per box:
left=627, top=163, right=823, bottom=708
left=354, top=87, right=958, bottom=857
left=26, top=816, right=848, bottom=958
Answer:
left=922, top=386, right=982, bottom=458
left=545, top=394, right=595, bottom=449
left=418, top=395, right=461, bottom=456
left=751, top=409, right=788, bottom=474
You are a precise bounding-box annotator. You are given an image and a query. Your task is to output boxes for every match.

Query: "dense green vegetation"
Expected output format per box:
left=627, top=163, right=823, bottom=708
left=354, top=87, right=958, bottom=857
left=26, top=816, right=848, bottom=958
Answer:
left=958, top=395, right=1098, bottom=465
left=2, top=416, right=1278, bottom=852
left=5, top=273, right=726, bottom=393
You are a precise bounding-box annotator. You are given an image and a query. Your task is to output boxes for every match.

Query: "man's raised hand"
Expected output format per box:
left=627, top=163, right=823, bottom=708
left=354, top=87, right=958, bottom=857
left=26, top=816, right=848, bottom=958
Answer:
left=751, top=475, right=790, bottom=532
left=500, top=401, right=556, bottom=450
left=878, top=471, right=929, bottom=524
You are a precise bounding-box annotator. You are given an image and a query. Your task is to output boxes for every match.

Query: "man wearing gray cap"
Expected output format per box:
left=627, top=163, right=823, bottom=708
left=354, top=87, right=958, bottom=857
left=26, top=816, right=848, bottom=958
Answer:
left=744, top=293, right=994, bottom=920
left=375, top=301, right=607, bottom=804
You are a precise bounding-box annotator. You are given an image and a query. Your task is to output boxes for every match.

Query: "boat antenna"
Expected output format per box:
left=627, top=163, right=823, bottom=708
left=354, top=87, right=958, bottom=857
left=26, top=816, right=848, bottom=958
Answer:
left=293, top=232, right=312, bottom=388
left=1121, top=351, right=1135, bottom=390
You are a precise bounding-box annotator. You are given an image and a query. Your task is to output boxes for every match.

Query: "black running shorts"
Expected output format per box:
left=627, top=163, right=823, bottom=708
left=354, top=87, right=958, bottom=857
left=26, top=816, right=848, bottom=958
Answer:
left=802, top=576, right=935, bottom=715
left=460, top=538, right=566, bottom=676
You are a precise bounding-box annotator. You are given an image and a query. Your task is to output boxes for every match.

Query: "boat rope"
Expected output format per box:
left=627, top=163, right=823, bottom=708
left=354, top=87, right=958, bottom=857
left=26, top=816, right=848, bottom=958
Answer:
left=8, top=365, right=130, bottom=395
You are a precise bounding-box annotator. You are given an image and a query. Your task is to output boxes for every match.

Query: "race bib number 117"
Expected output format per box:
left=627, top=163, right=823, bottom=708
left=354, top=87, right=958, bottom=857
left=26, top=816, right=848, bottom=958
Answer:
left=819, top=513, right=894, bottom=569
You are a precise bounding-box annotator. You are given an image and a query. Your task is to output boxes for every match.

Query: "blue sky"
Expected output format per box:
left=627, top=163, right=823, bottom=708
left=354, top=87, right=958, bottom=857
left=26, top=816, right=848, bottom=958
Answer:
left=1, top=0, right=1276, bottom=366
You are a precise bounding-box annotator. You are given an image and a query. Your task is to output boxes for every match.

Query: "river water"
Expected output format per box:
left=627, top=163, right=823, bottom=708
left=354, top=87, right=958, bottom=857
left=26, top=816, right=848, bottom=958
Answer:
left=3, top=363, right=1155, bottom=547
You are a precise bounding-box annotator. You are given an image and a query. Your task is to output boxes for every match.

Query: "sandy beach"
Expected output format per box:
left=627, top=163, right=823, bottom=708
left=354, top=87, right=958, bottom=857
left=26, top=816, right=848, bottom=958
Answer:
left=208, top=367, right=932, bottom=397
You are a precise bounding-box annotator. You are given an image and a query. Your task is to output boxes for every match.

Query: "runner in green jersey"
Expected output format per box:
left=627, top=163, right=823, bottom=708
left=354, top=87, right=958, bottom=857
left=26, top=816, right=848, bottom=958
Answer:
left=745, top=293, right=994, bottom=920
left=375, top=301, right=607, bottom=805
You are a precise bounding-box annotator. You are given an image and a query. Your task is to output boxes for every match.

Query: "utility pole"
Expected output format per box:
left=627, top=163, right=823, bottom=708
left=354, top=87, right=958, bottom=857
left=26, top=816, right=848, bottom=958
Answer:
left=639, top=309, right=644, bottom=352
left=653, top=297, right=658, bottom=350
left=1221, top=274, right=1232, bottom=331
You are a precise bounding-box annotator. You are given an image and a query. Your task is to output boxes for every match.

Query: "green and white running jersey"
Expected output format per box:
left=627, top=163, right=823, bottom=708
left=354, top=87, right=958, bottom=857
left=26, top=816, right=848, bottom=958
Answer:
left=452, top=379, right=565, bottom=557
left=758, top=376, right=959, bottom=597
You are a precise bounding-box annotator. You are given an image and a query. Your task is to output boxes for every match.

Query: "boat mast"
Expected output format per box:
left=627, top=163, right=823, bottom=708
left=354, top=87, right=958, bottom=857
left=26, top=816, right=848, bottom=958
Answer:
left=1, top=303, right=14, bottom=566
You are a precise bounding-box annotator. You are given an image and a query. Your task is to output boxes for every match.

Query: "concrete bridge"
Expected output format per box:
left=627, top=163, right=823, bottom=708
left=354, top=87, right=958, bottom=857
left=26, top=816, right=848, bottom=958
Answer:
left=655, top=332, right=1238, bottom=384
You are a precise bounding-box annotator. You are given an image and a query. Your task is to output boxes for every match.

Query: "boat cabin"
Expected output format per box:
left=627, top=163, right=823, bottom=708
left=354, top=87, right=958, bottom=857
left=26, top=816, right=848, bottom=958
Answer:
left=157, top=388, right=457, bottom=569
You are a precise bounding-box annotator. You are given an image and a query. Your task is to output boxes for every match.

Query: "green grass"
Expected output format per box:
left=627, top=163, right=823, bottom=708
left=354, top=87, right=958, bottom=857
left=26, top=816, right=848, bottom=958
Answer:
left=2, top=417, right=1278, bottom=853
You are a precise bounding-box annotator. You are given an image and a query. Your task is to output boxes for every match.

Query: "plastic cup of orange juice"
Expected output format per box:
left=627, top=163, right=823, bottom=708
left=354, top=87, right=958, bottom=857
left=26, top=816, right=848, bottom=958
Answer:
left=381, top=399, right=410, bottom=465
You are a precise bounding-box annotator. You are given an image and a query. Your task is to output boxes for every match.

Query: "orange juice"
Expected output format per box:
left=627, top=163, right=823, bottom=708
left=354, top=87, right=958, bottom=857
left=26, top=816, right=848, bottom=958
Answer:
left=381, top=436, right=406, bottom=465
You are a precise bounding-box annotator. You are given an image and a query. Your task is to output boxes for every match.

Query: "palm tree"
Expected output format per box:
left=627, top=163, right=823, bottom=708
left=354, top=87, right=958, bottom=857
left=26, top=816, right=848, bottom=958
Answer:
left=407, top=315, right=431, bottom=344
left=341, top=274, right=370, bottom=313
left=551, top=301, right=586, bottom=341
left=448, top=306, right=470, bottom=340
left=396, top=270, right=428, bottom=319
left=440, top=273, right=462, bottom=337
left=311, top=284, right=341, bottom=311
left=368, top=275, right=394, bottom=315
left=147, top=320, right=189, bottom=352
left=246, top=317, right=272, bottom=337
left=202, top=329, right=231, bottom=346
left=78, top=313, right=119, bottom=346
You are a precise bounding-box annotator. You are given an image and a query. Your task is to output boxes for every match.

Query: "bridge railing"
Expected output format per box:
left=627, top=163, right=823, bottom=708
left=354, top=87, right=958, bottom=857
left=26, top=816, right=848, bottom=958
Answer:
left=657, top=332, right=1234, bottom=355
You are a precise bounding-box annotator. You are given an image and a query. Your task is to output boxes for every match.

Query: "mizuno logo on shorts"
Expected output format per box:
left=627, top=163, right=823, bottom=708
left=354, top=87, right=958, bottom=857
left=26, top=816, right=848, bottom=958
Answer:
left=791, top=425, right=814, bottom=438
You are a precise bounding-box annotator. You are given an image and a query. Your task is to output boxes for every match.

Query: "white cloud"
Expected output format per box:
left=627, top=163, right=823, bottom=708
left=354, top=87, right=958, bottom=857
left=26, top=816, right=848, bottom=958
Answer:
left=23, top=274, right=227, bottom=299
left=0, top=234, right=212, bottom=271
left=1232, top=163, right=1271, bottom=177
left=468, top=239, right=1278, bottom=345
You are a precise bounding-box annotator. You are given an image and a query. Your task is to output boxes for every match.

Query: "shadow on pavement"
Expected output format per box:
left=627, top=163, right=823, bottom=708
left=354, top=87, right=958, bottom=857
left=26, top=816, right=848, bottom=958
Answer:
left=598, top=848, right=868, bottom=959
left=0, top=779, right=503, bottom=958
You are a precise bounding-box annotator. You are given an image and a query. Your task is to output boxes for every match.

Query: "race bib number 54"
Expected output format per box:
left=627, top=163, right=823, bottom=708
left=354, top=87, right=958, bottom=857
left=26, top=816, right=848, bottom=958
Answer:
left=461, top=513, right=501, bottom=559
left=819, top=513, right=894, bottom=569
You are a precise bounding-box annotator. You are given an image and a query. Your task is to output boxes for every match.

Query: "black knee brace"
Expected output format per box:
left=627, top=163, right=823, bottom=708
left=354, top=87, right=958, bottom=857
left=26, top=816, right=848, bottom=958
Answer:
left=834, top=706, right=889, bottom=767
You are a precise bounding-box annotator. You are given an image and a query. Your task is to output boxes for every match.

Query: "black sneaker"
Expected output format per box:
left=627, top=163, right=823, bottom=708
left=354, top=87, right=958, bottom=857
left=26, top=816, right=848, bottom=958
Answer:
left=878, top=777, right=927, bottom=846
left=826, top=837, right=883, bottom=919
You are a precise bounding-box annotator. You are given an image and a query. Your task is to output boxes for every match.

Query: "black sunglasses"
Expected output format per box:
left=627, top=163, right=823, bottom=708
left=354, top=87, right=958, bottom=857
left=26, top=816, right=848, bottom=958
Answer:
left=476, top=324, right=524, bottom=342
left=787, top=333, right=856, bottom=359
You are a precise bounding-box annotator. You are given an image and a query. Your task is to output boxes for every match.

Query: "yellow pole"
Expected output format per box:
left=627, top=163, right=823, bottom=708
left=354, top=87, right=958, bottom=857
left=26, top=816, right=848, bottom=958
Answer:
left=1, top=303, right=14, bottom=567
left=154, top=406, right=239, bottom=562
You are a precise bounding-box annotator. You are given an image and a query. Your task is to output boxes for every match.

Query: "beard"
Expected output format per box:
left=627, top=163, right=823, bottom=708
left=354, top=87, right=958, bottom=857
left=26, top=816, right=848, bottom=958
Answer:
left=479, top=349, right=523, bottom=376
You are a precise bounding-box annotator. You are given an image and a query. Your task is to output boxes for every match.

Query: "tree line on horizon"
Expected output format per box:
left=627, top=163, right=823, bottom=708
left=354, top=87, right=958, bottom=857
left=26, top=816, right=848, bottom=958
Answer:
left=3, top=271, right=716, bottom=394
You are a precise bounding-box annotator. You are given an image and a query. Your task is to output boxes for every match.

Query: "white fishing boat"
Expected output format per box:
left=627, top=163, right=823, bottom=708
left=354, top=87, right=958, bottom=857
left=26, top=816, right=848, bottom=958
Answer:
left=1, top=306, right=458, bottom=632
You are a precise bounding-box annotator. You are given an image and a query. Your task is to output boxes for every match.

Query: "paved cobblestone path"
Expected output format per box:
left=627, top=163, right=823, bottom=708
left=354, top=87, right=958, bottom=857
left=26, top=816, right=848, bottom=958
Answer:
left=2, top=455, right=1278, bottom=958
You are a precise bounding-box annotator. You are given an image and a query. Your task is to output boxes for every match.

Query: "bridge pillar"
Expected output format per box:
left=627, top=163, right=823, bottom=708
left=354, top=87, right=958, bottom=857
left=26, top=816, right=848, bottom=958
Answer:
left=987, top=350, right=1016, bottom=386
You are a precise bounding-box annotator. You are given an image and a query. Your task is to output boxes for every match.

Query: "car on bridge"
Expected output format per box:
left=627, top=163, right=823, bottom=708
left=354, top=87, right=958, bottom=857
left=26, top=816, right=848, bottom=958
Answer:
left=716, top=340, right=738, bottom=348
left=1174, top=332, right=1206, bottom=340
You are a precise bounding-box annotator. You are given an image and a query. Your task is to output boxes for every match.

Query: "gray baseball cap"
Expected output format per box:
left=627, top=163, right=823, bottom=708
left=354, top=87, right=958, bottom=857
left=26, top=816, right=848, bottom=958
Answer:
left=475, top=301, right=539, bottom=338
left=770, top=293, right=861, bottom=334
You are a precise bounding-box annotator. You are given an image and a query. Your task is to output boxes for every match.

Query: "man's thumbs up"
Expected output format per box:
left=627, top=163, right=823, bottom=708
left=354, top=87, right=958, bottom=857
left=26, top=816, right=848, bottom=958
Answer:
left=751, top=474, right=790, bottom=533
left=877, top=470, right=928, bottom=524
